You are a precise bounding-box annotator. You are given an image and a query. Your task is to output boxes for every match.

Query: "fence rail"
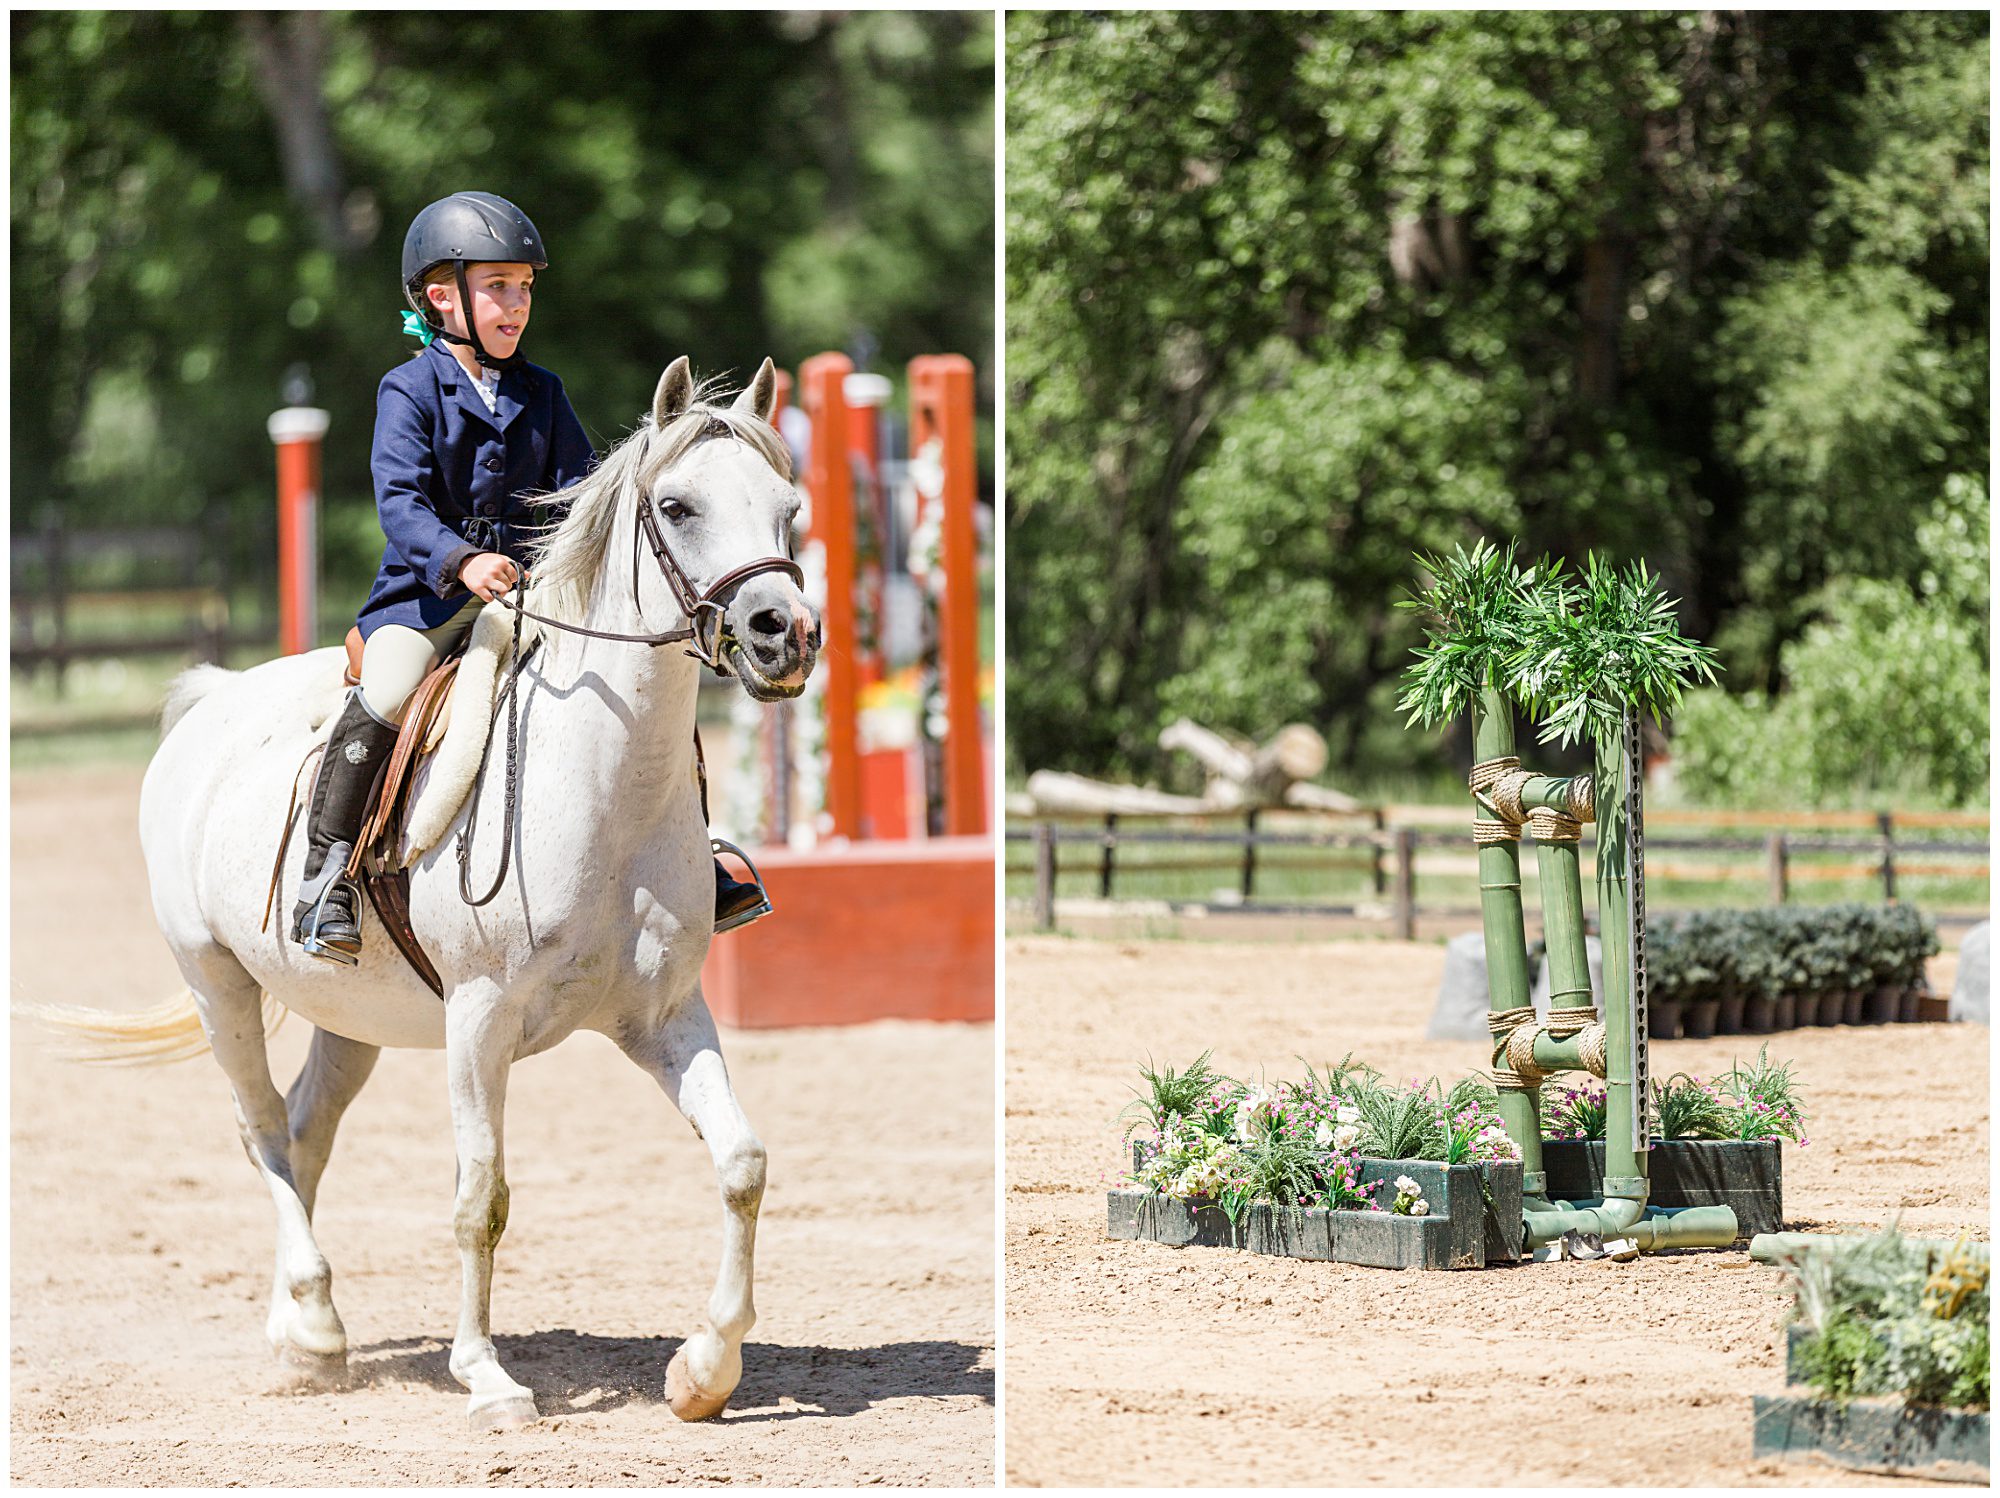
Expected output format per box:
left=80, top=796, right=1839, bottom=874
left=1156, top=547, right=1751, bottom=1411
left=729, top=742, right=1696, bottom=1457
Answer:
left=11, top=515, right=259, bottom=694
left=1005, top=807, right=1990, bottom=935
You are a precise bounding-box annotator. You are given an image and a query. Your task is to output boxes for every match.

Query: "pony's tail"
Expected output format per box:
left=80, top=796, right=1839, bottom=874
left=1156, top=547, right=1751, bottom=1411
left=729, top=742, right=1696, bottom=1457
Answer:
left=14, top=989, right=285, bottom=1066
left=161, top=663, right=237, bottom=737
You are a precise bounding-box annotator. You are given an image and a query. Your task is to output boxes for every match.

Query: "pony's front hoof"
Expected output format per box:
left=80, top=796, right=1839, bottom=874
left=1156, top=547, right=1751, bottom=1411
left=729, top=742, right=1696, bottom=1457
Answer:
left=273, top=1343, right=350, bottom=1390
left=468, top=1394, right=541, bottom=1432
left=666, top=1349, right=732, bottom=1421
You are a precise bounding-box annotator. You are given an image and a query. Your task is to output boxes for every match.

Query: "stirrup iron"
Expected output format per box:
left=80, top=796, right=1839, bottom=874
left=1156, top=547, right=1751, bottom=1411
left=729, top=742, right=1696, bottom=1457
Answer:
left=296, top=840, right=361, bottom=967
left=712, top=837, right=774, bottom=935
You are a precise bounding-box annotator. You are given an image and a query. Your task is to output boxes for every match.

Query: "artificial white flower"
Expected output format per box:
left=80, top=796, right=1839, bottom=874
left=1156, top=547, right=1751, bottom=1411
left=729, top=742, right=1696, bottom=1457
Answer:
left=1395, top=1174, right=1420, bottom=1196
left=1411, top=1198, right=1430, bottom=1216
left=1332, top=1124, right=1360, bottom=1153
left=1336, top=1103, right=1361, bottom=1127
left=1313, top=1120, right=1333, bottom=1148
left=1233, top=1084, right=1281, bottom=1140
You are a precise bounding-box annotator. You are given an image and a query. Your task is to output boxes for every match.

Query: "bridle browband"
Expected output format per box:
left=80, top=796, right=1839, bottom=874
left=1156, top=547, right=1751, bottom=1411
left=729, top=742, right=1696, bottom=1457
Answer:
left=488, top=417, right=802, bottom=671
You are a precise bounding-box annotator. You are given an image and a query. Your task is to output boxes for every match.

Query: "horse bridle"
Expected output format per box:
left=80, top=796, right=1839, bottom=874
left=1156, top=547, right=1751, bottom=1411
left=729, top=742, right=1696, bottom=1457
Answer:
left=458, top=421, right=802, bottom=907
left=488, top=420, right=804, bottom=672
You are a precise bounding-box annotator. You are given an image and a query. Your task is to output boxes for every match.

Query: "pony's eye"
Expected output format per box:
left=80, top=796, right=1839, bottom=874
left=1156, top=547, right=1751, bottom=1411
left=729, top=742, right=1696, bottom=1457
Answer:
left=661, top=498, right=690, bottom=522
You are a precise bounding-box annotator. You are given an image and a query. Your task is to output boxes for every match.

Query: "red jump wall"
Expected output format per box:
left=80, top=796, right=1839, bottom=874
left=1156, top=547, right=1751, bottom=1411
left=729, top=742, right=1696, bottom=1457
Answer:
left=701, top=837, right=995, bottom=1029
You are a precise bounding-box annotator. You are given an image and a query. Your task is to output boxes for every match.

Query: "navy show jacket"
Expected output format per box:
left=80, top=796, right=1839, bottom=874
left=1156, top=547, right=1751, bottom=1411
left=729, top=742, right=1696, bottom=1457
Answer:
left=358, top=338, right=597, bottom=638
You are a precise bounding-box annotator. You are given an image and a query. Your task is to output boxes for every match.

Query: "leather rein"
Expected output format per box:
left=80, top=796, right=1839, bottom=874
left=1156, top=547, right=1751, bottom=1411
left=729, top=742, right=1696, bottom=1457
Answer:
left=457, top=429, right=800, bottom=906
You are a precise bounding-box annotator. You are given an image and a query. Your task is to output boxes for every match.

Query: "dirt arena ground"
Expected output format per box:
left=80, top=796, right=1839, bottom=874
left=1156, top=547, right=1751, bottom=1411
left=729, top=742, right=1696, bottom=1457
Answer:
left=1006, top=934, right=1987, bottom=1488
left=11, top=765, right=994, bottom=1486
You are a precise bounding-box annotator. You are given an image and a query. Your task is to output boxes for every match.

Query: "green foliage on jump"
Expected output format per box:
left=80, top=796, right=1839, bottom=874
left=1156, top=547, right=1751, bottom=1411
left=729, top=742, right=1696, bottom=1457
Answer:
left=1399, top=543, right=1719, bottom=747
left=1512, top=554, right=1720, bottom=748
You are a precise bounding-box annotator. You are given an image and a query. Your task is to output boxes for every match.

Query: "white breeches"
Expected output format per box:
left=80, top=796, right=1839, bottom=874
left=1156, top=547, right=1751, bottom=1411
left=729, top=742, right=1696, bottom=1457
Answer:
left=358, top=602, right=490, bottom=725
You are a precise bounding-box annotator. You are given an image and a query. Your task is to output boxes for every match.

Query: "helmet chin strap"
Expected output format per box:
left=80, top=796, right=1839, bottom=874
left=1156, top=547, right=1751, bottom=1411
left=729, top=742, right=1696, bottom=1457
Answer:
left=432, top=262, right=524, bottom=371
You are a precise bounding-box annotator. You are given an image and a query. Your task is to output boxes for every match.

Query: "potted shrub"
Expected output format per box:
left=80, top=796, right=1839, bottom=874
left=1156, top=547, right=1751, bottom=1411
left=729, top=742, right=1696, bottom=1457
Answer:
left=1763, top=913, right=1803, bottom=1030
left=1647, top=920, right=1685, bottom=1039
left=1884, top=905, right=1942, bottom=1022
left=1858, top=906, right=1903, bottom=1023
left=1800, top=924, right=1847, bottom=1027
left=1737, top=918, right=1781, bottom=1033
left=1681, top=923, right=1723, bottom=1040
left=1833, top=905, right=1872, bottom=1024
left=1688, top=912, right=1748, bottom=1034
left=1790, top=913, right=1823, bottom=1027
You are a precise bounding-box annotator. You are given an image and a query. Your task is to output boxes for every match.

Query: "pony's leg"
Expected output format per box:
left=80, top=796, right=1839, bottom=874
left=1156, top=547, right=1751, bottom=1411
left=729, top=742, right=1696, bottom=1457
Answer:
left=443, top=995, right=537, bottom=1430
left=285, top=1027, right=381, bottom=1218
left=258, top=1028, right=378, bottom=1372
left=186, top=956, right=350, bottom=1379
left=614, top=989, right=766, bottom=1421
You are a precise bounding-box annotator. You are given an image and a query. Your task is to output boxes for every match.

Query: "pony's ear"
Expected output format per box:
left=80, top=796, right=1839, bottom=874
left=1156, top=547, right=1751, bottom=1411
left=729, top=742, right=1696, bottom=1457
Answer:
left=652, top=357, right=694, bottom=429
left=730, top=358, right=778, bottom=423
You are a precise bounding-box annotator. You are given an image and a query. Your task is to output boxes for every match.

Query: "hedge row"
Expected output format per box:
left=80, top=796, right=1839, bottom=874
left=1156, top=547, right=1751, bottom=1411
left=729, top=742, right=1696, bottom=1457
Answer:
left=1649, top=904, right=1939, bottom=1003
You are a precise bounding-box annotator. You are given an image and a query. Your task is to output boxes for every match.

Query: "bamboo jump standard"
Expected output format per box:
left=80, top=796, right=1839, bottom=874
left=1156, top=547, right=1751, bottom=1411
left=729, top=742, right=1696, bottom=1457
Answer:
left=1410, top=545, right=1737, bottom=1256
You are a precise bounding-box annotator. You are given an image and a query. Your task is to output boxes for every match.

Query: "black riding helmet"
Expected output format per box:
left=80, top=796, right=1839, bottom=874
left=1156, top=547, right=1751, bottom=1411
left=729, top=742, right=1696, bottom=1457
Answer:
left=401, top=192, right=546, bottom=369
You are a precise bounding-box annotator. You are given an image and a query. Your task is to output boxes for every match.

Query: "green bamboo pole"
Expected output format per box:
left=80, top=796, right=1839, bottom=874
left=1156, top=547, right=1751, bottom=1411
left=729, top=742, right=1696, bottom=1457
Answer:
left=1471, top=681, right=1543, bottom=1193
left=1527, top=1029, right=1599, bottom=1075
left=1595, top=714, right=1646, bottom=1200
left=1517, top=774, right=1589, bottom=814
left=1535, top=838, right=1593, bottom=1015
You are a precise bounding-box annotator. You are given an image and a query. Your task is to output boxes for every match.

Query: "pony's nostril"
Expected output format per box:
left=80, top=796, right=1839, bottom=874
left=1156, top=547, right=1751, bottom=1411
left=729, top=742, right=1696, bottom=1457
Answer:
left=748, top=608, right=786, bottom=640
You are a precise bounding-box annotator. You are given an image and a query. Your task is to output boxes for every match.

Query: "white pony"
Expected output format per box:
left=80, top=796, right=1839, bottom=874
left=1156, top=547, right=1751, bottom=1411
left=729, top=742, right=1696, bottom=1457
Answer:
left=41, top=357, right=815, bottom=1430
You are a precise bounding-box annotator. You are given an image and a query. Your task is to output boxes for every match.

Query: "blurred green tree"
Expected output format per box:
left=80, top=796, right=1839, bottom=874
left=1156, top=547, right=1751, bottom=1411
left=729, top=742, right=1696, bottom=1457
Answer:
left=13, top=11, right=992, bottom=610
left=1007, top=10, right=1986, bottom=797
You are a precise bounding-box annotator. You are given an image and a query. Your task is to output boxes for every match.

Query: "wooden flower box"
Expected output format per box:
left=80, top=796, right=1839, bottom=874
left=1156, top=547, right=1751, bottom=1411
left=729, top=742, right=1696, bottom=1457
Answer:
left=1111, top=1154, right=1522, bottom=1270
left=1751, top=1394, right=1988, bottom=1482
left=1538, top=1137, right=1781, bottom=1239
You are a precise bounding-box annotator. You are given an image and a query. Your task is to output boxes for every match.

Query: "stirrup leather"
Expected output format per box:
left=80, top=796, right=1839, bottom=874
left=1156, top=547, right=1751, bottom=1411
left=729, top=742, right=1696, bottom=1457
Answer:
left=295, top=839, right=362, bottom=967
left=712, top=837, right=774, bottom=935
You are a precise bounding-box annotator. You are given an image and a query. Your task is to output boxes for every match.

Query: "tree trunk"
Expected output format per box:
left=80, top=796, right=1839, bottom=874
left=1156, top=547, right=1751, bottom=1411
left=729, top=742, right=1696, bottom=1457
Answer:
left=239, top=12, right=361, bottom=257
left=1577, top=232, right=1628, bottom=406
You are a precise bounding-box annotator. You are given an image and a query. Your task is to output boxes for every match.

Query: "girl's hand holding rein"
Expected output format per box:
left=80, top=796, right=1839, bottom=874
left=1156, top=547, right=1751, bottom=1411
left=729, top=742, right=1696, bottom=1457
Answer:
left=459, top=552, right=520, bottom=602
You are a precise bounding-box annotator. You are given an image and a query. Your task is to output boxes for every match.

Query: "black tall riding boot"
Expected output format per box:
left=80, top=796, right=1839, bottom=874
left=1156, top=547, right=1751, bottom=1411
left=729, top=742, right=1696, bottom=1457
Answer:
left=713, top=841, right=774, bottom=935
left=292, top=690, right=400, bottom=965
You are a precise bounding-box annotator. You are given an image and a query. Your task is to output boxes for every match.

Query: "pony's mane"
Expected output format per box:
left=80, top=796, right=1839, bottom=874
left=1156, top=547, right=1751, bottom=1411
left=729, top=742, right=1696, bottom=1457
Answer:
left=527, top=384, right=793, bottom=624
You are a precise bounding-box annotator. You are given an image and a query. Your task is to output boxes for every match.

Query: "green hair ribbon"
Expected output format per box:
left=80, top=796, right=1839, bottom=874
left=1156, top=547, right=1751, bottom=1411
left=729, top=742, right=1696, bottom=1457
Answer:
left=399, top=310, right=436, bottom=346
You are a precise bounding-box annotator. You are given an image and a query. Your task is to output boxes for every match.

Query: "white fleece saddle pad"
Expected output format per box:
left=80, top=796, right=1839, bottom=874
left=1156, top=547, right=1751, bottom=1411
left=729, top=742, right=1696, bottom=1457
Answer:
left=308, top=606, right=540, bottom=860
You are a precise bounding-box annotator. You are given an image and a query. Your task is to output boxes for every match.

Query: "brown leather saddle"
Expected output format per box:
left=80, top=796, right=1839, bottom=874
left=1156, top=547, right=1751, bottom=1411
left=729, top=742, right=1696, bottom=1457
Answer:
left=340, top=631, right=464, bottom=996
left=272, top=626, right=710, bottom=998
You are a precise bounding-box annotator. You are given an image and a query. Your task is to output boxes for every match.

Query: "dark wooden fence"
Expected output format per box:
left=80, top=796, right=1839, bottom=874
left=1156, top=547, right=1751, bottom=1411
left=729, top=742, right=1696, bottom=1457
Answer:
left=1006, top=807, right=1990, bottom=935
left=11, top=515, right=268, bottom=696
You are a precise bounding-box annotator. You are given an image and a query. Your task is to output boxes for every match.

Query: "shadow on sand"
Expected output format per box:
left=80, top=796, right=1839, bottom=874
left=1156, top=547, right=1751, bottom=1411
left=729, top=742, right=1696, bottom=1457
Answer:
left=348, top=1331, right=993, bottom=1420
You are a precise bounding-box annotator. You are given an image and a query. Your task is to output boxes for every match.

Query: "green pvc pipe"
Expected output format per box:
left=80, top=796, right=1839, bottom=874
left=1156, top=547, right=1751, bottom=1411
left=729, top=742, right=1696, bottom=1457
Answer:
left=1471, top=682, right=1543, bottom=1192
left=1523, top=1195, right=1738, bottom=1252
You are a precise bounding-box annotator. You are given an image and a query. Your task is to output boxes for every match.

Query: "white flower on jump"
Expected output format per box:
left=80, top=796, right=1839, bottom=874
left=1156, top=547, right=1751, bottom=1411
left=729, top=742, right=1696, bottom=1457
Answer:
left=1313, top=1120, right=1333, bottom=1148
left=1395, top=1174, right=1420, bottom=1196
left=1233, top=1084, right=1280, bottom=1140
left=1332, top=1124, right=1360, bottom=1154
left=1411, top=1198, right=1430, bottom=1217
left=1336, top=1103, right=1361, bottom=1127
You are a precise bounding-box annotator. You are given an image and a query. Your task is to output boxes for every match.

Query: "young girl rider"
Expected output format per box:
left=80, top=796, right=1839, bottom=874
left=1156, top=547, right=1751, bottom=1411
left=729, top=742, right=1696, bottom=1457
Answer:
left=292, top=190, right=770, bottom=963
